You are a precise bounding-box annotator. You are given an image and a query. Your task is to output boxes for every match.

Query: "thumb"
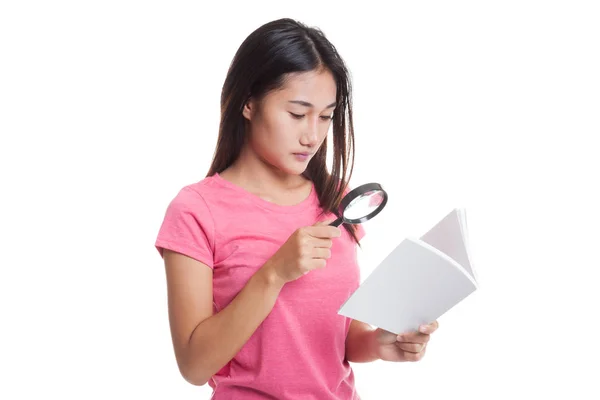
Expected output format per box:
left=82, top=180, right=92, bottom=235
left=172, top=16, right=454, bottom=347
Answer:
left=310, top=216, right=342, bottom=238
left=313, top=216, right=338, bottom=226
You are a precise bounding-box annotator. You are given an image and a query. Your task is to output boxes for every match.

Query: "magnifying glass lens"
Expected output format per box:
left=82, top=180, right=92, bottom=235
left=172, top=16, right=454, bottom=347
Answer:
left=328, top=182, right=388, bottom=227
left=343, top=190, right=386, bottom=220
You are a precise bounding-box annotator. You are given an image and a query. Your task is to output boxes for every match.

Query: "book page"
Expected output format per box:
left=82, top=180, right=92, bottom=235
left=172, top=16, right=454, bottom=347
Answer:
left=338, top=237, right=478, bottom=335
left=457, top=208, right=478, bottom=283
left=420, top=208, right=476, bottom=282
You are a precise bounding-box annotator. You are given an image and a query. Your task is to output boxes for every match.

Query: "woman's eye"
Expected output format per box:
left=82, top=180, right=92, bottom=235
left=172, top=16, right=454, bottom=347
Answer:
left=289, top=112, right=333, bottom=121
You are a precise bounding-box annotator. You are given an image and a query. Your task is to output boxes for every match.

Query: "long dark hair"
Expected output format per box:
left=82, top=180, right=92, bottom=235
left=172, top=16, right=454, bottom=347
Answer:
left=207, top=18, right=359, bottom=242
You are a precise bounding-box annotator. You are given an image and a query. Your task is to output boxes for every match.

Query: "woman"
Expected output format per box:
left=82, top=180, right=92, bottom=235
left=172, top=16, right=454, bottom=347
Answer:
left=155, top=17, right=438, bottom=399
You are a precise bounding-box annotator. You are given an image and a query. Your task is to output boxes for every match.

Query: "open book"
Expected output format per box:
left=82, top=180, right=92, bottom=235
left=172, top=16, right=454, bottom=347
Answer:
left=338, top=208, right=478, bottom=335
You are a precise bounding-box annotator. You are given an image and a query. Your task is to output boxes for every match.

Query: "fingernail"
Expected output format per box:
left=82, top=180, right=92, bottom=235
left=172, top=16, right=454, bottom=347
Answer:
left=396, top=335, right=403, bottom=341
left=419, top=325, right=428, bottom=333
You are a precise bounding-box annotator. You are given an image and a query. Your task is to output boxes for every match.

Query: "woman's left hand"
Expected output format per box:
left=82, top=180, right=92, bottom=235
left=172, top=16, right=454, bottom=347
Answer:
left=374, top=321, right=439, bottom=362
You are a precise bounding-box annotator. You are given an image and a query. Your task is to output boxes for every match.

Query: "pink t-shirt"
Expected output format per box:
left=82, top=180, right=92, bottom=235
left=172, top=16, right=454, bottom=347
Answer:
left=155, top=173, right=365, bottom=399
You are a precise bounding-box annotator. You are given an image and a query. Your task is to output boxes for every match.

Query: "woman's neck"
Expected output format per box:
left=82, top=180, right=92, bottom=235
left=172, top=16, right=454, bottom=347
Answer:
left=219, top=146, right=311, bottom=205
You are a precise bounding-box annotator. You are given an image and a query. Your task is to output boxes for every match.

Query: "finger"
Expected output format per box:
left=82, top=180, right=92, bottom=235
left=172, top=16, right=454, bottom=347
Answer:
left=396, top=342, right=425, bottom=354
left=311, top=247, right=331, bottom=259
left=309, top=258, right=327, bottom=270
left=403, top=346, right=427, bottom=362
left=306, top=225, right=341, bottom=239
left=396, top=332, right=430, bottom=345
left=313, top=218, right=337, bottom=226
left=310, top=237, right=333, bottom=248
left=301, top=256, right=327, bottom=274
left=419, top=321, right=439, bottom=334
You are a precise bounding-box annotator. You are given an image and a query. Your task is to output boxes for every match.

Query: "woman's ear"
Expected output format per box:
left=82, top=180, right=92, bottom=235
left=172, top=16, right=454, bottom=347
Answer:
left=242, top=98, right=254, bottom=121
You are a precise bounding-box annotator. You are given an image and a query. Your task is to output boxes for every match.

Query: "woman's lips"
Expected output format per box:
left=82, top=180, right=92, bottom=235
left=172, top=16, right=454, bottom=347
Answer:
left=293, top=152, right=311, bottom=161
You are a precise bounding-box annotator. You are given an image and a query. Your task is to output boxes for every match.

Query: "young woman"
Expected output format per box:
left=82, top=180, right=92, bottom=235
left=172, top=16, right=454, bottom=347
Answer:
left=155, top=18, right=438, bottom=399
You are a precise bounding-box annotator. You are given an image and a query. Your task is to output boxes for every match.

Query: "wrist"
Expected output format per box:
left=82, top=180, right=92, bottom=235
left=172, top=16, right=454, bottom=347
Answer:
left=367, top=327, right=382, bottom=361
left=258, top=260, right=286, bottom=291
left=346, top=321, right=381, bottom=363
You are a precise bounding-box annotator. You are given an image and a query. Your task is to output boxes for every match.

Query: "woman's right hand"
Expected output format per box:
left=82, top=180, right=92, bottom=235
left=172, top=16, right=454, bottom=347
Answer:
left=262, top=219, right=341, bottom=285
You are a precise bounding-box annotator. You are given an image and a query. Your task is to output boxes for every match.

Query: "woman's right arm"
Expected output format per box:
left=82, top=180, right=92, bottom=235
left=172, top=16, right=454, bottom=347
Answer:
left=163, top=222, right=340, bottom=386
left=163, top=249, right=284, bottom=386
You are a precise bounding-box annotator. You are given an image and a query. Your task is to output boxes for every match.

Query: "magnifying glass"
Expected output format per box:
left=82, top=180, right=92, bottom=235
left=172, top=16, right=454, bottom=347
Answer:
left=329, top=183, right=388, bottom=227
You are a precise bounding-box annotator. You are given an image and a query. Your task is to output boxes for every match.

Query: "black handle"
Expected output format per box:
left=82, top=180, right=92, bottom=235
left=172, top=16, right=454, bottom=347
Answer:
left=329, top=216, right=343, bottom=227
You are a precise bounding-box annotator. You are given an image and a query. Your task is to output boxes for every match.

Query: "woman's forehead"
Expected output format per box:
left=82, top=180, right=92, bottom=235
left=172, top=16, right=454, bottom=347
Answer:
left=272, top=70, right=337, bottom=107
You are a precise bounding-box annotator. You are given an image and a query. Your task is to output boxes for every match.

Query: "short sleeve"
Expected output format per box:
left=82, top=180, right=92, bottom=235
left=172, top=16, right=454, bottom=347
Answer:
left=155, top=187, right=215, bottom=268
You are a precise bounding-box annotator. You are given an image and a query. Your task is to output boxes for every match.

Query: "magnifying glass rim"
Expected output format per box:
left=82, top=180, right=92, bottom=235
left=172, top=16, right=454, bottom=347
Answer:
left=339, top=182, right=388, bottom=224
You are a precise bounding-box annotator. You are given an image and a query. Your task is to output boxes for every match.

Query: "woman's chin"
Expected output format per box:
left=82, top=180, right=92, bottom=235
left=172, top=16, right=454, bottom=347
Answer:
left=274, top=162, right=308, bottom=177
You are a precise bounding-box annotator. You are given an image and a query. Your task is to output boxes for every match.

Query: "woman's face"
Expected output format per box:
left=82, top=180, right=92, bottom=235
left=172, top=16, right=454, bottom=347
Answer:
left=242, top=68, right=337, bottom=176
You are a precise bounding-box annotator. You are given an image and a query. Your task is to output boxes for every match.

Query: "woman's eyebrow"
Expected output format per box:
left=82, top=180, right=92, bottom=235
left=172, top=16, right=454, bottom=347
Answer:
left=288, top=100, right=336, bottom=109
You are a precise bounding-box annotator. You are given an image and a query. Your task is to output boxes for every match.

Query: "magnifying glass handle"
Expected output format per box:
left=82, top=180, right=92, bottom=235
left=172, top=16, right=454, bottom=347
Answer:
left=329, top=216, right=343, bottom=227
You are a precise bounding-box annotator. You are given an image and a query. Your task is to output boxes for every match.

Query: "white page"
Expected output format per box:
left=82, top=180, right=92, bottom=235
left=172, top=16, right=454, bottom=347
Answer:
left=457, top=208, right=478, bottom=284
left=338, top=237, right=478, bottom=334
left=420, top=208, right=476, bottom=282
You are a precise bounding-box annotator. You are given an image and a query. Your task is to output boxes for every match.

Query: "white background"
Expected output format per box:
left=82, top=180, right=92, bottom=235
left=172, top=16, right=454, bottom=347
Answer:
left=2, top=1, right=599, bottom=398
